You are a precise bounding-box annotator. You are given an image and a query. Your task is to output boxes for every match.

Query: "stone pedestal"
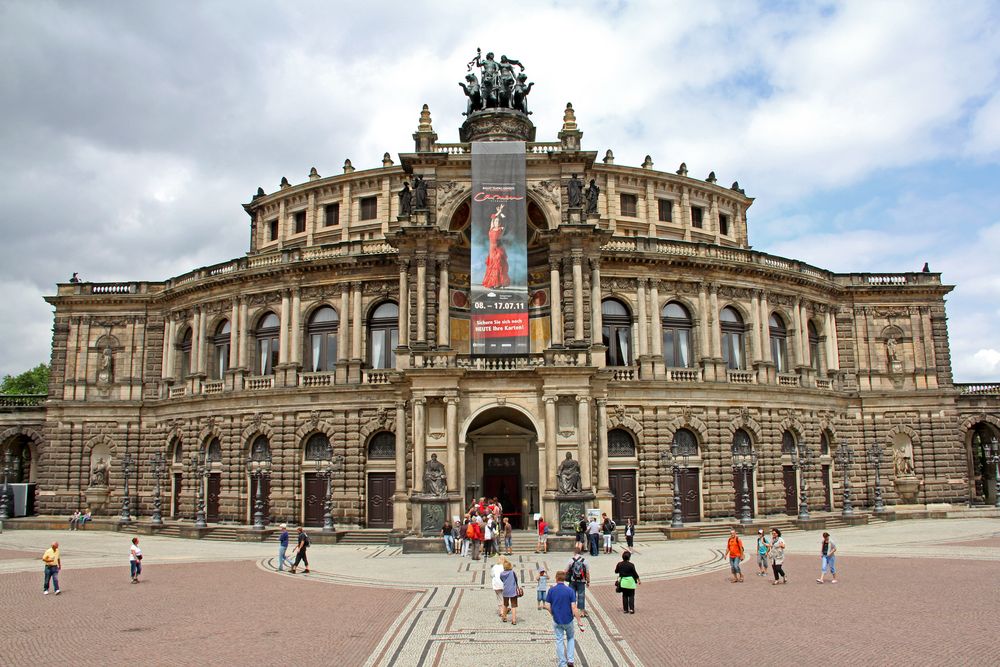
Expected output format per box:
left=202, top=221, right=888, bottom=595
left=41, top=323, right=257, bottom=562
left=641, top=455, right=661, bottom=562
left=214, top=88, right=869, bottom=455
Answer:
left=894, top=477, right=920, bottom=504
left=793, top=517, right=827, bottom=531
left=411, top=494, right=448, bottom=536
left=84, top=487, right=110, bottom=515
left=556, top=493, right=595, bottom=534
left=841, top=514, right=869, bottom=526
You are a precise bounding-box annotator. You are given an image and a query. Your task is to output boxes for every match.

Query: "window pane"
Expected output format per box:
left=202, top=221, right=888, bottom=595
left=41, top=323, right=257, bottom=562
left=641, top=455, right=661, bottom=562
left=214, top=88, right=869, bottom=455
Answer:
left=663, top=329, right=675, bottom=366
left=678, top=330, right=690, bottom=367
left=732, top=333, right=743, bottom=369
left=372, top=330, right=385, bottom=369
left=270, top=338, right=279, bottom=372
left=617, top=328, right=630, bottom=365
left=327, top=335, right=338, bottom=371
left=259, top=340, right=268, bottom=374
left=311, top=334, right=321, bottom=372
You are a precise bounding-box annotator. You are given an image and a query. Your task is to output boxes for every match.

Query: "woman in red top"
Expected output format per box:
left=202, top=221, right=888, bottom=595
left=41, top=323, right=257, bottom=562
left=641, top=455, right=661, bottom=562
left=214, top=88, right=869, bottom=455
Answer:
left=481, top=204, right=510, bottom=288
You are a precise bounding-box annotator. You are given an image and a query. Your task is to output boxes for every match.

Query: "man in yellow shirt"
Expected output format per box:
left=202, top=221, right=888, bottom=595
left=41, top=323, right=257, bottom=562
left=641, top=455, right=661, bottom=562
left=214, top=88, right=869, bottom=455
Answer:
left=42, top=541, right=61, bottom=595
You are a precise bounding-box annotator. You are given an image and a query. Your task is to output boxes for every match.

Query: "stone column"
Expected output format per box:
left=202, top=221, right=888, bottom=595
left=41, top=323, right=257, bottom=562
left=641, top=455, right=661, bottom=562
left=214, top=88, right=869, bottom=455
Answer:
left=398, top=261, right=409, bottom=347
left=749, top=290, right=762, bottom=362
left=759, top=292, right=772, bottom=362
left=278, top=292, right=290, bottom=364
left=577, top=397, right=592, bottom=491
left=413, top=398, right=426, bottom=493
left=229, top=300, right=239, bottom=368
left=650, top=280, right=663, bottom=357
left=637, top=279, right=648, bottom=357
left=790, top=298, right=802, bottom=369
left=709, top=284, right=721, bottom=358
left=161, top=318, right=172, bottom=379
left=351, top=283, right=362, bottom=360
left=549, top=260, right=563, bottom=346
left=544, top=396, right=558, bottom=492
left=596, top=398, right=610, bottom=492
left=826, top=309, right=839, bottom=370
left=238, top=301, right=248, bottom=368
left=591, top=259, right=602, bottom=344
left=415, top=258, right=427, bottom=344
left=395, top=401, right=407, bottom=494
left=290, top=288, right=301, bottom=365
left=190, top=308, right=201, bottom=373
left=338, top=285, right=350, bottom=362
left=572, top=256, right=584, bottom=341
left=438, top=259, right=450, bottom=347
left=445, top=397, right=458, bottom=492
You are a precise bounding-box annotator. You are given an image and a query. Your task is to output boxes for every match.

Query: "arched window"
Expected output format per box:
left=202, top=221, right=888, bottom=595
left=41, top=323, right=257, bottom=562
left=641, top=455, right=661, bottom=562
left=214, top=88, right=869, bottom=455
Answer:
left=720, top=307, right=745, bottom=370
left=205, top=438, right=222, bottom=463
left=178, top=328, right=193, bottom=378
left=368, top=302, right=398, bottom=370
left=8, top=437, right=32, bottom=482
left=368, top=432, right=396, bottom=459
left=250, top=435, right=270, bottom=461
left=211, top=320, right=231, bottom=380
left=608, top=429, right=637, bottom=457
left=662, top=301, right=692, bottom=368
left=255, top=312, right=280, bottom=376
left=732, top=429, right=752, bottom=456
left=808, top=321, right=821, bottom=371
left=306, top=306, right=339, bottom=373
left=171, top=439, right=183, bottom=463
left=769, top=314, right=788, bottom=373
left=820, top=432, right=830, bottom=456
left=602, top=299, right=632, bottom=367
left=781, top=430, right=797, bottom=455
left=304, top=433, right=332, bottom=460
left=672, top=428, right=698, bottom=456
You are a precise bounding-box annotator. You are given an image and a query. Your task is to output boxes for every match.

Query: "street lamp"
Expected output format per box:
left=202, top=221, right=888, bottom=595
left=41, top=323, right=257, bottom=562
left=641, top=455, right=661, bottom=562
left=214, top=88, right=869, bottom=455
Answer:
left=987, top=438, right=1000, bottom=509
left=0, top=450, right=12, bottom=521
left=794, top=443, right=811, bottom=521
left=866, top=443, right=886, bottom=514
left=247, top=451, right=272, bottom=530
left=192, top=452, right=208, bottom=529
left=660, top=446, right=689, bottom=529
left=150, top=452, right=165, bottom=526
left=321, top=454, right=346, bottom=533
left=119, top=453, right=134, bottom=524
left=837, top=445, right=855, bottom=516
left=732, top=448, right=758, bottom=525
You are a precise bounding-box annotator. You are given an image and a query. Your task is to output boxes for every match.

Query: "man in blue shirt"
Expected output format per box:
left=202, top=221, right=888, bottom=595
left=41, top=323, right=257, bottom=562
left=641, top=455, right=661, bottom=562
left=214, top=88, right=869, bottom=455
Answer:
left=545, top=570, right=581, bottom=667
left=277, top=524, right=290, bottom=571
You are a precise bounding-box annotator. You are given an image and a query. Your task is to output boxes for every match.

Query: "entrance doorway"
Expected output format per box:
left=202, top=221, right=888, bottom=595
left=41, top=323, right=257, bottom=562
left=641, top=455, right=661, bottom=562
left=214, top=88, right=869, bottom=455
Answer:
left=821, top=464, right=832, bottom=511
left=303, top=473, right=326, bottom=527
left=782, top=466, right=797, bottom=515
left=482, top=453, right=521, bottom=527
left=609, top=469, right=637, bottom=523
left=678, top=468, right=700, bottom=522
left=367, top=473, right=395, bottom=528
left=206, top=473, right=221, bottom=522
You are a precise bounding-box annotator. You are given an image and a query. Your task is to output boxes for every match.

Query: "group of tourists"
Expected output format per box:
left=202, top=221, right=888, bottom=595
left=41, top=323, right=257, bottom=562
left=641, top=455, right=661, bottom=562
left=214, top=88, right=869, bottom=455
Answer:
left=573, top=513, right=633, bottom=556
left=726, top=527, right=839, bottom=585
left=443, top=497, right=513, bottom=560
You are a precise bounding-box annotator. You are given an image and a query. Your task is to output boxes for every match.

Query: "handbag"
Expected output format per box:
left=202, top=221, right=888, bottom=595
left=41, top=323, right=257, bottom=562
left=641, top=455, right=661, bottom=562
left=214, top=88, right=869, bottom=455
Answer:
left=516, top=586, right=524, bottom=598
left=614, top=578, right=622, bottom=593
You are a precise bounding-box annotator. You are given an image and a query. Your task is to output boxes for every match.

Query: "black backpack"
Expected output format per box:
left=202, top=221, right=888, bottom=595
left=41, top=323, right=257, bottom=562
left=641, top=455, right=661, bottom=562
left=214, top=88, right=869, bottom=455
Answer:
left=569, top=556, right=587, bottom=582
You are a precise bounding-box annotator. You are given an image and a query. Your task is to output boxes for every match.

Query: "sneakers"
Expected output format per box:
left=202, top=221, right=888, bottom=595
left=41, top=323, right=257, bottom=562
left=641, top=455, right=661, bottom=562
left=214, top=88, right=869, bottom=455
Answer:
left=816, top=579, right=824, bottom=584
left=55, top=590, right=60, bottom=595
left=43, top=590, right=49, bottom=595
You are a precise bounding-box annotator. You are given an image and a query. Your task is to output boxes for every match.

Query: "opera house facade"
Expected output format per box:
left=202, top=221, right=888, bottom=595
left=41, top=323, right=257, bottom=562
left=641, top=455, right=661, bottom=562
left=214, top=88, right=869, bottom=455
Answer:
left=3, top=62, right=999, bottom=535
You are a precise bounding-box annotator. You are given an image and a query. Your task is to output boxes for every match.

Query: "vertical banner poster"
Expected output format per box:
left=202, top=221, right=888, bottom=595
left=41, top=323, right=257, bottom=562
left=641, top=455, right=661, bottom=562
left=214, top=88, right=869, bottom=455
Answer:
left=470, top=141, right=529, bottom=355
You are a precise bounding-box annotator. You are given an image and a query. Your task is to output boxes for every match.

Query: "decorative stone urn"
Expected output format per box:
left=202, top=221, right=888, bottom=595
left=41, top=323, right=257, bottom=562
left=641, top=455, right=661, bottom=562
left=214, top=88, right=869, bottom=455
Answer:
left=894, top=477, right=920, bottom=504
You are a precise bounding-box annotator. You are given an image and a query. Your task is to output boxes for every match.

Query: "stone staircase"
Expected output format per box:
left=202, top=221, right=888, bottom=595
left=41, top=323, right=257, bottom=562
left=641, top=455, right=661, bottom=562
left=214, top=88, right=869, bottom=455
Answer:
left=337, top=529, right=393, bottom=545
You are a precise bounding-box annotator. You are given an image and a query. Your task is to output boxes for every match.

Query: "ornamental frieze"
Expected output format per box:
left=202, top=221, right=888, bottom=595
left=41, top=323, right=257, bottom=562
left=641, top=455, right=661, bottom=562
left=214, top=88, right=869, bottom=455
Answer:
left=874, top=307, right=910, bottom=318
left=529, top=180, right=560, bottom=210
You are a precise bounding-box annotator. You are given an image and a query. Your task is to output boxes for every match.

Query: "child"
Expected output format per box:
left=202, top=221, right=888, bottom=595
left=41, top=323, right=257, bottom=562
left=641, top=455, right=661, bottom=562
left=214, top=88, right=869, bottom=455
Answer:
left=536, top=568, right=549, bottom=610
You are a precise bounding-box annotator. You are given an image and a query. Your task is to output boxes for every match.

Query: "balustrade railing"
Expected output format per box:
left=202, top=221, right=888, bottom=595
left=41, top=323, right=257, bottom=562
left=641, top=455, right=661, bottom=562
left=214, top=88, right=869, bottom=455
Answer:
left=610, top=367, right=638, bottom=381
left=778, top=373, right=801, bottom=387
left=667, top=368, right=700, bottom=382
left=168, top=386, right=187, bottom=398
left=363, top=370, right=392, bottom=384
left=300, top=372, right=335, bottom=387
left=202, top=381, right=224, bottom=395
left=956, top=383, right=1000, bottom=395
left=727, top=370, right=755, bottom=384
left=815, top=378, right=833, bottom=390
left=0, top=394, right=46, bottom=407
left=246, top=376, right=274, bottom=391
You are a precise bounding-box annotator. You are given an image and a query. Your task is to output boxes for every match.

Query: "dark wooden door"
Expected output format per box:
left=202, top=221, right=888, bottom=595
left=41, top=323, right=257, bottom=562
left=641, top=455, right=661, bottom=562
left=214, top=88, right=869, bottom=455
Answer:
left=821, top=464, right=832, bottom=511
left=678, top=468, right=700, bottom=523
left=482, top=454, right=521, bottom=527
left=249, top=476, right=271, bottom=524
left=782, top=466, right=798, bottom=515
left=172, top=473, right=182, bottom=518
left=206, top=473, right=221, bottom=522
left=304, top=474, right=326, bottom=527
left=367, top=473, right=395, bottom=528
left=609, top=469, right=638, bottom=523
left=732, top=468, right=755, bottom=518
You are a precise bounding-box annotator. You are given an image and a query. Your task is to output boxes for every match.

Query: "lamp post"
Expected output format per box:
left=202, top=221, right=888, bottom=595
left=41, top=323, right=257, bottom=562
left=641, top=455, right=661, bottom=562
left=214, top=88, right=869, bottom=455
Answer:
left=321, top=454, right=345, bottom=533
left=150, top=452, right=165, bottom=526
left=987, top=438, right=1000, bottom=509
left=732, top=449, right=758, bottom=525
left=0, top=450, right=12, bottom=521
left=794, top=443, right=811, bottom=521
left=247, top=451, right=272, bottom=530
left=866, top=443, right=886, bottom=514
left=192, top=453, right=207, bottom=529
left=525, top=481, right=537, bottom=515
left=660, top=446, right=688, bottom=529
left=837, top=445, right=854, bottom=516
left=119, top=453, right=134, bottom=524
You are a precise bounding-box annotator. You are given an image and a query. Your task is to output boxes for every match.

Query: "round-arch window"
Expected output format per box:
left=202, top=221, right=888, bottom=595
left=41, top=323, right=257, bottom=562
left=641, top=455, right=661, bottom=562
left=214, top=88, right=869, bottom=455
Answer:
left=672, top=428, right=698, bottom=456
left=255, top=312, right=280, bottom=375
left=307, top=306, right=339, bottom=373
left=251, top=435, right=270, bottom=461
left=608, top=429, right=636, bottom=457
left=171, top=440, right=183, bottom=463
left=732, top=429, right=752, bottom=456
left=781, top=431, right=796, bottom=455
left=368, top=432, right=395, bottom=459
left=305, top=433, right=332, bottom=460
left=662, top=301, right=693, bottom=368
left=369, top=302, right=399, bottom=370
left=206, top=438, right=222, bottom=463
left=820, top=432, right=830, bottom=455
left=372, top=302, right=398, bottom=319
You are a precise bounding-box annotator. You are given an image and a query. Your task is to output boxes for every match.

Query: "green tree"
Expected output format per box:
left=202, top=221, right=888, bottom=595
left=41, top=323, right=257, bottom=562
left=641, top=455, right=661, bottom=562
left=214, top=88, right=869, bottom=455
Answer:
left=0, top=363, right=50, bottom=395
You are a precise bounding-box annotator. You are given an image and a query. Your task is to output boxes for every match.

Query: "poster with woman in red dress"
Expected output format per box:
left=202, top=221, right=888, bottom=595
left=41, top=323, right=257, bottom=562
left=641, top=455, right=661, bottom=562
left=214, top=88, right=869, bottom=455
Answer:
left=481, top=204, right=511, bottom=288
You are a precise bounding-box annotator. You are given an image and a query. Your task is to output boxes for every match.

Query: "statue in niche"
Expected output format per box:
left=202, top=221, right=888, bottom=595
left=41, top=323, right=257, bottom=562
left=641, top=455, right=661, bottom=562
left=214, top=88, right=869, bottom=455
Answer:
left=90, top=456, right=110, bottom=487
left=557, top=452, right=582, bottom=494
left=585, top=179, right=600, bottom=215
left=567, top=174, right=583, bottom=209
left=398, top=181, right=412, bottom=217
left=97, top=345, right=114, bottom=385
left=424, top=453, right=447, bottom=496
left=892, top=441, right=915, bottom=478
left=412, top=175, right=428, bottom=210
left=886, top=337, right=899, bottom=364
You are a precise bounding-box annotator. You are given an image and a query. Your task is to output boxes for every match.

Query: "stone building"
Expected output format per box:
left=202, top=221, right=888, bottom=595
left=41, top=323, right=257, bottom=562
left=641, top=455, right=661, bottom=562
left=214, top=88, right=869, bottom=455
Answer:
left=2, top=72, right=999, bottom=533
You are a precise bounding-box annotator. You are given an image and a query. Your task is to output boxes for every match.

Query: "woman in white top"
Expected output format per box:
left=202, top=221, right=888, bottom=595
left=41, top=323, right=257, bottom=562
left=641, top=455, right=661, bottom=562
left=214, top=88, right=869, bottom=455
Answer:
left=129, top=537, right=143, bottom=583
left=770, top=528, right=786, bottom=585
left=491, top=556, right=506, bottom=619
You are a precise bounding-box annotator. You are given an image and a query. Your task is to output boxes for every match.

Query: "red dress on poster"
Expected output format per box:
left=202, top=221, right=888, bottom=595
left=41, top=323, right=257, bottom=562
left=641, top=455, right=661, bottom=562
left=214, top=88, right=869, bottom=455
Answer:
left=482, top=205, right=511, bottom=288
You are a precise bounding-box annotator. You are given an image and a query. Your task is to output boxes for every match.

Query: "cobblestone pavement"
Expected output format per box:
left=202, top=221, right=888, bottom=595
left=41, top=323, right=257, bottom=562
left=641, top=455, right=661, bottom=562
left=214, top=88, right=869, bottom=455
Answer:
left=1, top=518, right=997, bottom=666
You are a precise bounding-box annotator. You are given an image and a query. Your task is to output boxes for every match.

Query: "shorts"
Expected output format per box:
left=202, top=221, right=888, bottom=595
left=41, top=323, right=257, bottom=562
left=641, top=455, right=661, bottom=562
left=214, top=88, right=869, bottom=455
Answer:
left=538, top=535, right=548, bottom=544
left=503, top=596, right=519, bottom=608
left=575, top=532, right=585, bottom=543
left=537, top=590, right=547, bottom=602
left=821, top=555, right=836, bottom=574
left=729, top=556, right=742, bottom=574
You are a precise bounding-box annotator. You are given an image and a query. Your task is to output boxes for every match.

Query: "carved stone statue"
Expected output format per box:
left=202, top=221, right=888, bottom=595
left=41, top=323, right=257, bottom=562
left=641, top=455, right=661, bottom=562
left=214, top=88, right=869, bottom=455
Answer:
left=412, top=175, right=428, bottom=210
left=497, top=55, right=524, bottom=108
left=97, top=345, right=114, bottom=385
left=511, top=73, right=533, bottom=115
left=892, top=441, right=915, bottom=477
left=424, top=453, right=447, bottom=496
left=459, top=73, right=482, bottom=116
left=585, top=179, right=600, bottom=215
left=567, top=174, right=583, bottom=209
left=90, top=456, right=110, bottom=487
left=886, top=337, right=899, bottom=363
left=557, top=452, right=582, bottom=494
left=398, top=181, right=412, bottom=217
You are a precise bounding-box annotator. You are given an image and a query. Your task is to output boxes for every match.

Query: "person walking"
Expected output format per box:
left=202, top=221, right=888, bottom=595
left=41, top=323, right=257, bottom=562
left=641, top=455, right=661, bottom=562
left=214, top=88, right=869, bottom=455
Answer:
left=443, top=519, right=454, bottom=554
left=587, top=516, right=600, bottom=557
left=545, top=570, right=582, bottom=667
left=289, top=527, right=311, bottom=574
left=503, top=517, right=513, bottom=555
left=536, top=516, right=548, bottom=553
left=491, top=556, right=506, bottom=619
left=601, top=513, right=616, bottom=554
left=129, top=537, right=143, bottom=583
left=575, top=515, right=587, bottom=551
left=623, top=518, right=636, bottom=551
left=817, top=532, right=838, bottom=584
left=500, top=558, right=521, bottom=625
left=277, top=524, right=291, bottom=571
left=470, top=516, right=483, bottom=560
left=726, top=528, right=745, bottom=583
left=614, top=550, right=640, bottom=614
left=566, top=548, right=591, bottom=618
left=755, top=528, right=770, bottom=577
left=536, top=567, right=549, bottom=610
left=770, top=528, right=787, bottom=585
left=42, top=541, right=61, bottom=595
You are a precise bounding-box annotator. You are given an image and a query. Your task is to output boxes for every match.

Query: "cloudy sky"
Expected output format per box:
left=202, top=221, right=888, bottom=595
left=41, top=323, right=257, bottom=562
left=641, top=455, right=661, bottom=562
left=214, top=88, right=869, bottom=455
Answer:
left=1, top=0, right=999, bottom=382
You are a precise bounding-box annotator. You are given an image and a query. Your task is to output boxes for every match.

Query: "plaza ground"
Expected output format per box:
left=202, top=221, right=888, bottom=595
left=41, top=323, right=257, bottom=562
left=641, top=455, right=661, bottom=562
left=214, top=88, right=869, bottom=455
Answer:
left=1, top=518, right=997, bottom=666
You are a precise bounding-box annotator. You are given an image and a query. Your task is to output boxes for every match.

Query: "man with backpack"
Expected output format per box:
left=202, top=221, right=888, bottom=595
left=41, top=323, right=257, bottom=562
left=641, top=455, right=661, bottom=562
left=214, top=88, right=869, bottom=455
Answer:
left=289, top=527, right=310, bottom=574
left=601, top=513, right=616, bottom=554
left=726, top=528, right=745, bottom=583
left=565, top=547, right=591, bottom=618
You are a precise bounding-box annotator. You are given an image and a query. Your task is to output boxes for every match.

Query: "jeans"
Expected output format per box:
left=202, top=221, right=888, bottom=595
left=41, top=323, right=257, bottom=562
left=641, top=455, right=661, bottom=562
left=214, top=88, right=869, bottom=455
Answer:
left=278, top=545, right=288, bottom=570
left=504, top=536, right=512, bottom=551
left=822, top=555, right=836, bottom=574
left=130, top=560, right=142, bottom=578
left=570, top=581, right=587, bottom=612
left=622, top=588, right=635, bottom=612
left=443, top=535, right=454, bottom=553
left=461, top=539, right=470, bottom=557
left=589, top=534, right=599, bottom=556
left=553, top=621, right=576, bottom=667
left=729, top=557, right=742, bottom=574
left=292, top=549, right=309, bottom=569
left=44, top=565, right=59, bottom=592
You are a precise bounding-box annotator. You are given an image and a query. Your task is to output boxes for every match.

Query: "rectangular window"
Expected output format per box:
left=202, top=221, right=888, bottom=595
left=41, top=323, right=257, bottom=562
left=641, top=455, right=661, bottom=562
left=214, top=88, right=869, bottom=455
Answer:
left=293, top=210, right=306, bottom=234
left=619, top=193, right=638, bottom=218
left=324, top=203, right=340, bottom=227
left=719, top=213, right=730, bottom=236
left=691, top=206, right=703, bottom=228
left=267, top=219, right=278, bottom=241
left=658, top=199, right=673, bottom=222
left=360, top=196, right=377, bottom=221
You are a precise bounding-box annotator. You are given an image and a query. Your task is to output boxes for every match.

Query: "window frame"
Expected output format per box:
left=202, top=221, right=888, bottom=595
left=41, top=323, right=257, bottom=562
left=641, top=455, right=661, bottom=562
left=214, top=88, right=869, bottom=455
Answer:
left=769, top=313, right=789, bottom=373
left=211, top=320, right=231, bottom=380
left=661, top=301, right=693, bottom=368
left=601, top=299, right=633, bottom=367
left=691, top=206, right=704, bottom=228
left=306, top=306, right=339, bottom=373
left=619, top=192, right=638, bottom=218
left=267, top=219, right=279, bottom=242
left=720, top=307, right=746, bottom=370
left=367, top=301, right=399, bottom=369
left=359, top=196, right=378, bottom=221
left=324, top=202, right=340, bottom=227
left=293, top=210, right=307, bottom=235
left=657, top=198, right=673, bottom=222
left=254, top=312, right=281, bottom=376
